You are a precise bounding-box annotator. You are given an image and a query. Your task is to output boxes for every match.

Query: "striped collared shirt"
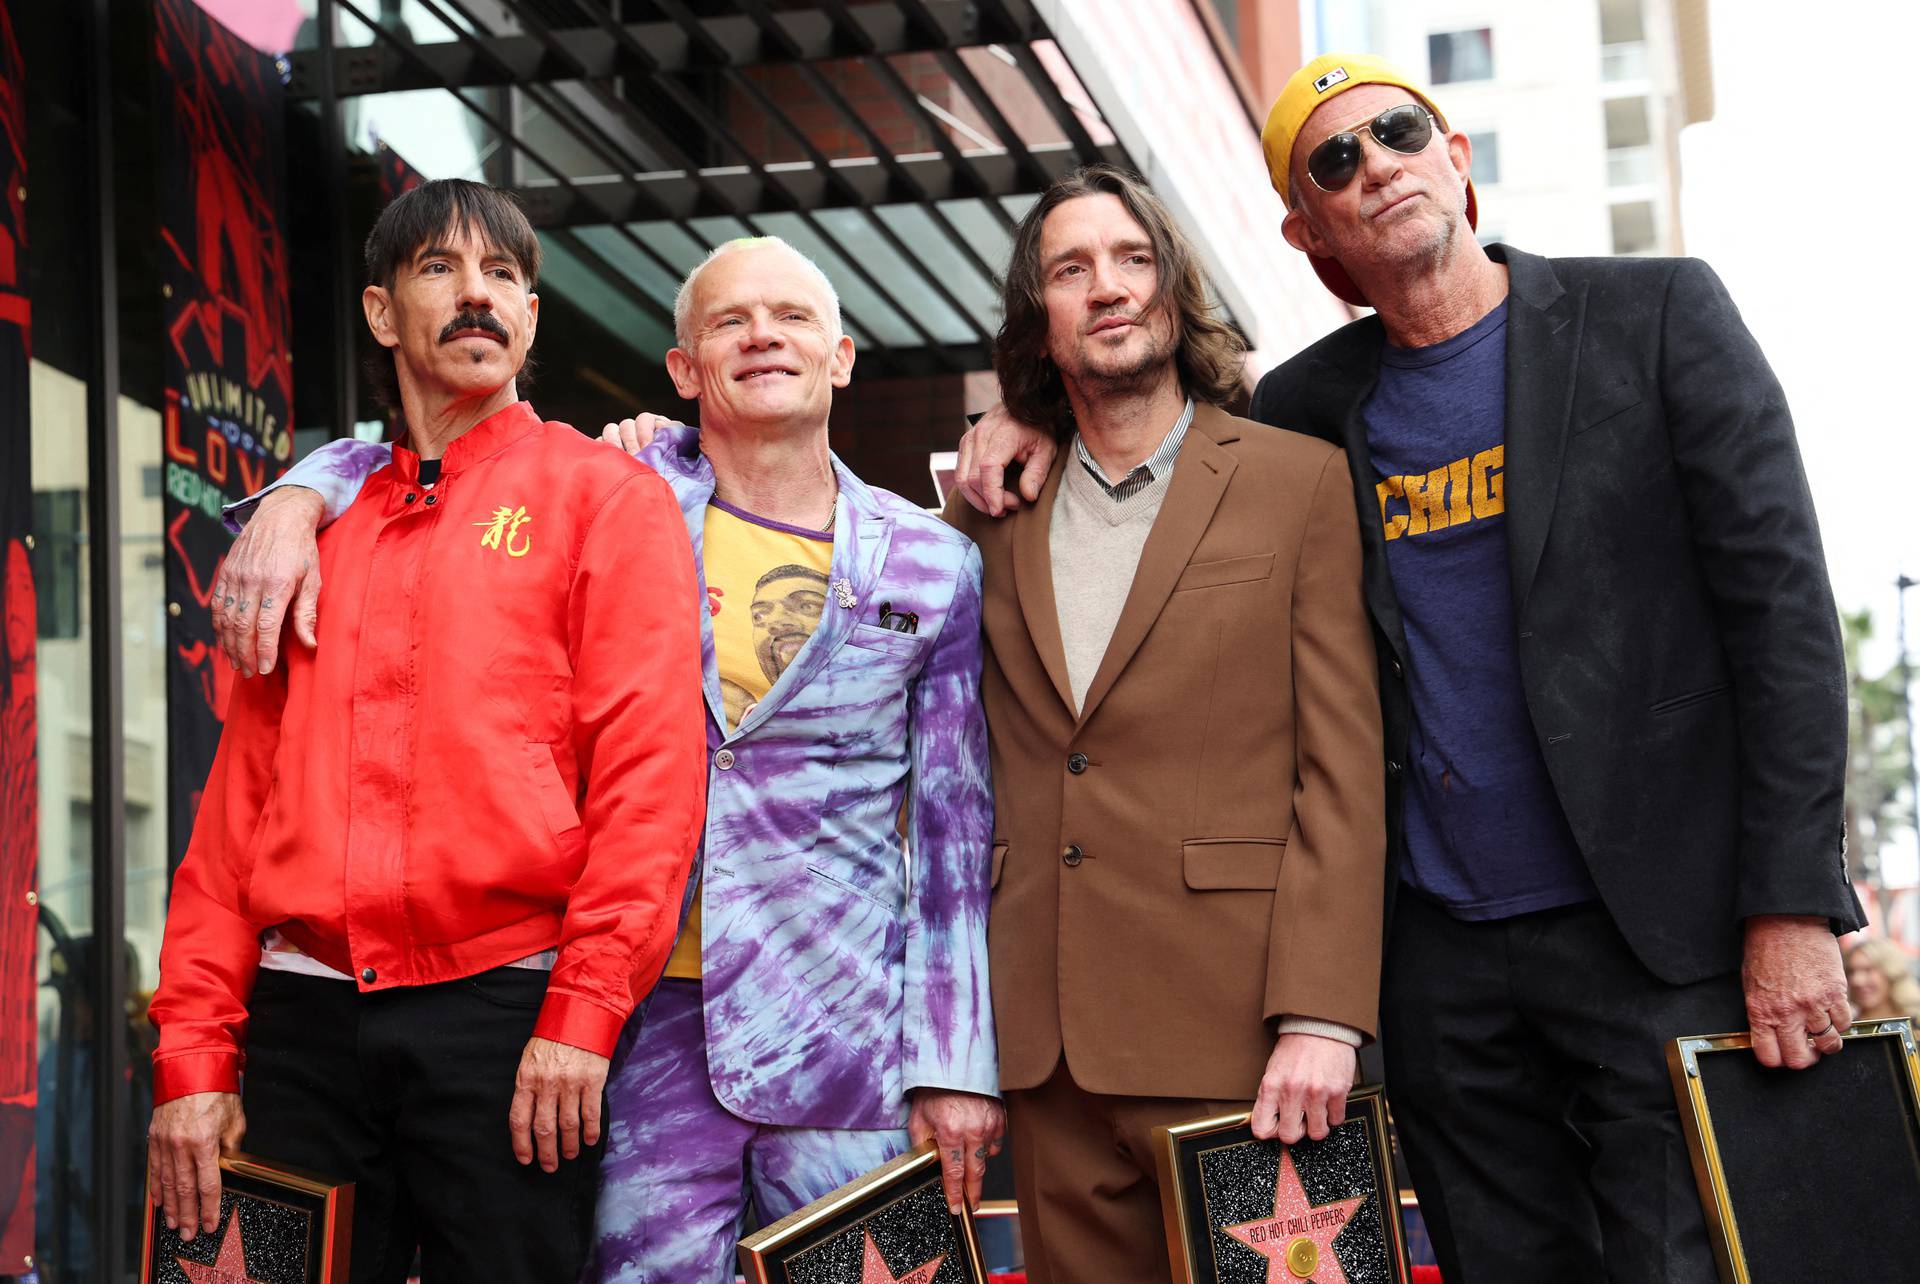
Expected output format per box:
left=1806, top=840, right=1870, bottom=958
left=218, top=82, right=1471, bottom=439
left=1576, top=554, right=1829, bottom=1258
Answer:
left=1072, top=398, right=1195, bottom=502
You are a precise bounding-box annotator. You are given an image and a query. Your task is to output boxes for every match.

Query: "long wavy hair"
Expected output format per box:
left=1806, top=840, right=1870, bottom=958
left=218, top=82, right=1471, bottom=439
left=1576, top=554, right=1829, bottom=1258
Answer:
left=995, top=164, right=1246, bottom=440
left=1848, top=936, right=1920, bottom=1021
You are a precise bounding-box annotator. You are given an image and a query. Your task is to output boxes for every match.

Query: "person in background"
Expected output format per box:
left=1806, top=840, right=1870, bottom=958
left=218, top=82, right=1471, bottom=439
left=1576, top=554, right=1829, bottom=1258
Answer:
left=1846, top=937, right=1920, bottom=1024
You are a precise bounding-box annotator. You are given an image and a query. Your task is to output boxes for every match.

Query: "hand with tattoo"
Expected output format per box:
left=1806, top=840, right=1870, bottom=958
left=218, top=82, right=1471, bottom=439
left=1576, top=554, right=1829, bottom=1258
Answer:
left=906, top=1088, right=1005, bottom=1214
left=209, top=487, right=327, bottom=677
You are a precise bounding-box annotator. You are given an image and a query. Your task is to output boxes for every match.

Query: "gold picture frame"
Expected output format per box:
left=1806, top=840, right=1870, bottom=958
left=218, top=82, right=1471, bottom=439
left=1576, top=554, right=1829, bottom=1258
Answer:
left=141, top=1151, right=353, bottom=1283
left=1668, top=1017, right=1920, bottom=1284
left=737, top=1140, right=988, bottom=1284
left=1153, top=1084, right=1414, bottom=1284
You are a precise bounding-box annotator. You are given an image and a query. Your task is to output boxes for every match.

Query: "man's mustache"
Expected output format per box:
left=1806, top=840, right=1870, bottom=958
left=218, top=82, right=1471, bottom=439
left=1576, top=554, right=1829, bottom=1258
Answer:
left=439, top=310, right=510, bottom=343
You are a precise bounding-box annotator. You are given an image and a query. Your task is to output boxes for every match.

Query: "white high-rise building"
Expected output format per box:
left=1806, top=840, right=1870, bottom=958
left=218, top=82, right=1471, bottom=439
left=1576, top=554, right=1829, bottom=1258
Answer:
left=1316, top=0, right=1713, bottom=256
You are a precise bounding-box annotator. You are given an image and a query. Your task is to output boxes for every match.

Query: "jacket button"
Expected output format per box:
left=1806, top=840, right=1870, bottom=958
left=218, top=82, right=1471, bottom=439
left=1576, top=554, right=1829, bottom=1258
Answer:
left=715, top=749, right=736, bottom=770
left=360, top=967, right=376, bottom=983
left=1062, top=844, right=1083, bottom=867
left=1386, top=760, right=1403, bottom=776
left=1067, top=752, right=1088, bottom=774
left=1390, top=658, right=1403, bottom=678
left=404, top=493, right=417, bottom=504
left=424, top=494, right=437, bottom=506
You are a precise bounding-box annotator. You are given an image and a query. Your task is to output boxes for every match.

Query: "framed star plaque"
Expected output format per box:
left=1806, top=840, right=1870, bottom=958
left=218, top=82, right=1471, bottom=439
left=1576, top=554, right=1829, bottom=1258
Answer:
left=737, top=1140, right=988, bottom=1284
left=1668, top=1017, right=1920, bottom=1284
left=1153, top=1085, right=1413, bottom=1284
left=140, top=1153, right=352, bottom=1283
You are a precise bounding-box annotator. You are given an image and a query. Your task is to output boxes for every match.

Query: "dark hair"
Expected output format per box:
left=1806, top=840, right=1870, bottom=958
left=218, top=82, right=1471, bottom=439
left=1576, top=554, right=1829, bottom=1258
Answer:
left=994, top=164, right=1246, bottom=439
left=361, top=179, right=542, bottom=416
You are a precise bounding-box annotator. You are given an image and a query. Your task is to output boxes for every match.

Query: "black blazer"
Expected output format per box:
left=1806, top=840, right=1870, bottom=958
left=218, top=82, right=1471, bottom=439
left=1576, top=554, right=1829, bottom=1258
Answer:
left=1249, top=245, right=1864, bottom=985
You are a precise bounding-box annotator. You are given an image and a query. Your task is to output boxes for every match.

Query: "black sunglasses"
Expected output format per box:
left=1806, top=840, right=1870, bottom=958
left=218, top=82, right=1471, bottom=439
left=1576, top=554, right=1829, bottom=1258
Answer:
left=1305, top=104, right=1437, bottom=194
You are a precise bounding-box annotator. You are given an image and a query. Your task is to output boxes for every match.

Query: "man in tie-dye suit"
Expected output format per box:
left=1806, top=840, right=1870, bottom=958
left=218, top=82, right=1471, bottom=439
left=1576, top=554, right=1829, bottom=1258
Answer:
left=213, top=236, right=1003, bottom=1283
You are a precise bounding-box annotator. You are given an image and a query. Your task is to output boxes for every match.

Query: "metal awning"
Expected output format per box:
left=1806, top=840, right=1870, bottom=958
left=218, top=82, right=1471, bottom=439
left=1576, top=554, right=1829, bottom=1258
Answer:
left=287, top=0, right=1135, bottom=377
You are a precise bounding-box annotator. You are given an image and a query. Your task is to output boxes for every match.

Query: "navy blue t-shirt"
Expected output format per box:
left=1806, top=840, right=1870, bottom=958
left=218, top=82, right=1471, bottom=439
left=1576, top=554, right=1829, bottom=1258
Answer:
left=1364, top=301, right=1597, bottom=919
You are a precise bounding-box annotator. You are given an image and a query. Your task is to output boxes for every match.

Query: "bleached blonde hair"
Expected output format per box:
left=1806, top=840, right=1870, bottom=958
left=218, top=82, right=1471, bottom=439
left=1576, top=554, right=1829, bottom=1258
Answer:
left=672, top=236, right=843, bottom=349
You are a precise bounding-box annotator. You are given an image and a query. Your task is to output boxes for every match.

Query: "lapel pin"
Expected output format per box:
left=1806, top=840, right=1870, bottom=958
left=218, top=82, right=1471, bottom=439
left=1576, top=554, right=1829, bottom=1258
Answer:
left=833, top=578, right=857, bottom=610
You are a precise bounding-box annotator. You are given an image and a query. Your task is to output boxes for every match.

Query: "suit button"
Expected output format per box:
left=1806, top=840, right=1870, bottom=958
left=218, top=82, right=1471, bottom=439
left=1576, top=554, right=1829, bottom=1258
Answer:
left=360, top=967, right=376, bottom=983
left=1387, top=760, right=1403, bottom=776
left=1062, top=845, right=1083, bottom=867
left=715, top=749, right=736, bottom=770
left=424, top=494, right=437, bottom=506
left=404, top=493, right=417, bottom=504
left=1390, top=659, right=1403, bottom=678
left=1067, top=753, right=1088, bottom=774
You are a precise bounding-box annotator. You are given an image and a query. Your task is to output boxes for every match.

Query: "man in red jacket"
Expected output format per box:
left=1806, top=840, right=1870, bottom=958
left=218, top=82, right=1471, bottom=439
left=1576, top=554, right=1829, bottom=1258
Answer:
left=144, top=179, right=708, bottom=1282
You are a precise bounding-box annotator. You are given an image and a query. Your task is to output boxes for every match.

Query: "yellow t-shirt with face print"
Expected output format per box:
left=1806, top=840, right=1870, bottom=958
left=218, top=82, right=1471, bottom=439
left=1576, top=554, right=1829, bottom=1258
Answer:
left=661, top=500, right=834, bottom=980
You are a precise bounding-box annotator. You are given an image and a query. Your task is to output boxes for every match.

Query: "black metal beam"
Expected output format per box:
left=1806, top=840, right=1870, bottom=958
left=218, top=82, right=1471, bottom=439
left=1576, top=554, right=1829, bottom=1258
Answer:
left=286, top=0, right=1037, bottom=99
left=567, top=0, right=952, bottom=364
left=81, top=0, right=129, bottom=1272
left=329, top=0, right=691, bottom=350
left=512, top=142, right=1126, bottom=227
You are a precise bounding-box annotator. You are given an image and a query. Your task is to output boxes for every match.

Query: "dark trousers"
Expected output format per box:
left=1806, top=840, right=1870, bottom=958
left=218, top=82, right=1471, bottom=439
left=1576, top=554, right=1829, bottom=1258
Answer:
left=242, top=966, right=604, bottom=1284
left=1382, top=893, right=1741, bottom=1284
left=1005, top=1059, right=1247, bottom=1284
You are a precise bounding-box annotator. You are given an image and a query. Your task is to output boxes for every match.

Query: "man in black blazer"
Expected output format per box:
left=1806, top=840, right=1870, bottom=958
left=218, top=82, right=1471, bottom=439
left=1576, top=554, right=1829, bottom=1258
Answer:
left=956, top=52, right=1864, bottom=1284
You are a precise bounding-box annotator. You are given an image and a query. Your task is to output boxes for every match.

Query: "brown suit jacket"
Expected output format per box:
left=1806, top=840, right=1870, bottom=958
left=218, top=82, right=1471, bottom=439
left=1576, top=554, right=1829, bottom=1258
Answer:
left=944, top=403, right=1386, bottom=1099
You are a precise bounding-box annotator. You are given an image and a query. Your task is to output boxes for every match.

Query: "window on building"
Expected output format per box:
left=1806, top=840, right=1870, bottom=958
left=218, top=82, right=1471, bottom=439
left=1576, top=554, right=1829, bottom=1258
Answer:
left=1600, top=0, right=1649, bottom=81
left=1604, top=97, right=1652, bottom=149
left=29, top=489, right=82, bottom=640
left=1610, top=201, right=1658, bottom=254
left=1429, top=29, right=1494, bottom=85
left=1208, top=0, right=1240, bottom=43
left=1604, top=98, right=1654, bottom=188
left=1471, top=131, right=1500, bottom=185
left=1601, top=0, right=1646, bottom=46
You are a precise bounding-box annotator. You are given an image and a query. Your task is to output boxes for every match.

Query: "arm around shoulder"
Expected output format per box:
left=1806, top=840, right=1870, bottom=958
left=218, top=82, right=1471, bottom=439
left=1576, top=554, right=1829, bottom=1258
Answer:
left=221, top=436, right=392, bottom=534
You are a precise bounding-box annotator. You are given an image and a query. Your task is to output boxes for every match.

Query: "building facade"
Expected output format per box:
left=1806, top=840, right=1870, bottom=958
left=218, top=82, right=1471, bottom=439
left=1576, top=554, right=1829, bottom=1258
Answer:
left=1352, top=0, right=1712, bottom=255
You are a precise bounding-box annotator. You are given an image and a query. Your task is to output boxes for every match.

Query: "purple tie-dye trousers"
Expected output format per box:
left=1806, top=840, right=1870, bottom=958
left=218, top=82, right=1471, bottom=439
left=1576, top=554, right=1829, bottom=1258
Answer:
left=584, top=980, right=911, bottom=1283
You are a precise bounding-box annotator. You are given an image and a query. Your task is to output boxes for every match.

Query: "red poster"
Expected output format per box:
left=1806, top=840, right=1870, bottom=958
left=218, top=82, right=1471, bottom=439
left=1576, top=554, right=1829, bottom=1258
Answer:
left=155, top=0, right=295, bottom=870
left=0, top=0, right=36, bottom=1270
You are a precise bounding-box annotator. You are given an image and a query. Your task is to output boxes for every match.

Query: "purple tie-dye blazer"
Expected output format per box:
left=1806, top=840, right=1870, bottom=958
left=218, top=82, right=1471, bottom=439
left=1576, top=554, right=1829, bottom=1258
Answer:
left=226, top=423, right=999, bottom=1129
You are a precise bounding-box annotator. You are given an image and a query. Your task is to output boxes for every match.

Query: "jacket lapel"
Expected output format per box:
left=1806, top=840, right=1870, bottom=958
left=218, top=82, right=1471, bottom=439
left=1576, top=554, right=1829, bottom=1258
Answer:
left=1011, top=455, right=1077, bottom=716
left=732, top=456, right=889, bottom=738
left=1305, top=337, right=1409, bottom=665
left=655, top=440, right=730, bottom=737
left=1075, top=406, right=1237, bottom=727
left=1495, top=246, right=1586, bottom=613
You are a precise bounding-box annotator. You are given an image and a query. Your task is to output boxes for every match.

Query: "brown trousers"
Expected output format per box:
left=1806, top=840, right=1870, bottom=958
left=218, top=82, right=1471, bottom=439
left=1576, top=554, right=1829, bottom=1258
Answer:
left=1007, top=1059, right=1250, bottom=1284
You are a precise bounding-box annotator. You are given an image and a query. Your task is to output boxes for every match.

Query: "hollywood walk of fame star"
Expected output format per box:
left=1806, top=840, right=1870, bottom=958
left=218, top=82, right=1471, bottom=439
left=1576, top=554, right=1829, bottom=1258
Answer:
left=176, top=1214, right=270, bottom=1284
left=857, top=1227, right=946, bottom=1284
left=1220, top=1148, right=1368, bottom=1284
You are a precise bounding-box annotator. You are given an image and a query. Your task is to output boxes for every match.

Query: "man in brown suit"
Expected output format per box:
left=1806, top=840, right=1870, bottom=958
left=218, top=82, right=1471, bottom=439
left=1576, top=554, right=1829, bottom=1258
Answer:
left=943, top=165, right=1385, bottom=1282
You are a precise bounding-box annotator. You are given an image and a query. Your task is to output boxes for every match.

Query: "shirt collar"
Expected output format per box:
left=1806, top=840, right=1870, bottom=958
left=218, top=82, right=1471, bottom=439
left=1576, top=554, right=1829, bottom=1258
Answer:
left=391, top=400, right=542, bottom=483
left=1072, top=397, right=1194, bottom=500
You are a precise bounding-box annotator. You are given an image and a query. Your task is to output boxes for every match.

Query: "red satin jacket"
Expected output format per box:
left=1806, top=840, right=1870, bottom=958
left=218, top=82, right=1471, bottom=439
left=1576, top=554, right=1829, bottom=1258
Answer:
left=149, top=402, right=708, bottom=1104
